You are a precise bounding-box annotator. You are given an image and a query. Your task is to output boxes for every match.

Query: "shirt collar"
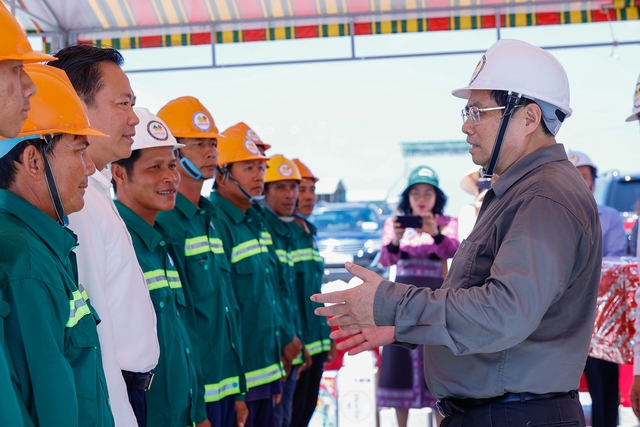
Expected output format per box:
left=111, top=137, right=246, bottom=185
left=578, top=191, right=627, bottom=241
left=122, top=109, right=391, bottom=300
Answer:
left=0, top=189, right=78, bottom=261
left=491, top=144, right=568, bottom=198
left=90, top=167, right=113, bottom=189
left=264, top=209, right=291, bottom=237
left=115, top=201, right=164, bottom=251
left=174, top=192, right=199, bottom=219
left=210, top=191, right=248, bottom=225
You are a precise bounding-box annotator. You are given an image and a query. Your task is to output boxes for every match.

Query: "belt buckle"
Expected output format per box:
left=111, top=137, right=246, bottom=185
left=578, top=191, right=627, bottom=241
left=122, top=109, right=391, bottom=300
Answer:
left=436, top=399, right=464, bottom=418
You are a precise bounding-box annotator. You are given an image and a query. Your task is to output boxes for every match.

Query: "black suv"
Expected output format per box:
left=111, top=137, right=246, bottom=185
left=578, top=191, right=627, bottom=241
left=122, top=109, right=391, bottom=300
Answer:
left=593, top=170, right=640, bottom=254
left=309, top=202, right=387, bottom=283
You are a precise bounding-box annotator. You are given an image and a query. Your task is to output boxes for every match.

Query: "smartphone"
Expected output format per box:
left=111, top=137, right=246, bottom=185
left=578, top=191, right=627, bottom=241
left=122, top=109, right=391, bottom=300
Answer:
left=396, top=215, right=423, bottom=229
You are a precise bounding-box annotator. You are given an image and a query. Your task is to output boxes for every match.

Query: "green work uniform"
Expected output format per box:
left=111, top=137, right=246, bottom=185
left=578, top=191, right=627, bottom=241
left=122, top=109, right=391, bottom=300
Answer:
left=0, top=189, right=113, bottom=427
left=116, top=202, right=202, bottom=427
left=210, top=192, right=284, bottom=390
left=289, top=219, right=332, bottom=356
left=157, top=193, right=246, bottom=403
left=262, top=209, right=304, bottom=364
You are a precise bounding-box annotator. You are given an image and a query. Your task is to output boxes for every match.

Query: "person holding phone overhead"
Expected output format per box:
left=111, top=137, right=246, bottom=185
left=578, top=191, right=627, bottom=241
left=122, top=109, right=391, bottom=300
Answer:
left=377, top=165, right=459, bottom=427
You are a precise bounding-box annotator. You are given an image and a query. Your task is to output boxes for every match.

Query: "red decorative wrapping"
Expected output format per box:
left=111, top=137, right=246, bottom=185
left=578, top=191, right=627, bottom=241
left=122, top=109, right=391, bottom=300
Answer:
left=589, top=258, right=639, bottom=365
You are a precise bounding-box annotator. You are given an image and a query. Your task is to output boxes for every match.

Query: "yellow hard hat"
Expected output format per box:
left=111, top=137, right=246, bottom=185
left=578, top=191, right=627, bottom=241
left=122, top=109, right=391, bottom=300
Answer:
left=224, top=122, right=271, bottom=151
left=292, top=158, right=319, bottom=182
left=0, top=64, right=106, bottom=158
left=0, top=4, right=55, bottom=63
left=157, top=96, right=221, bottom=139
left=218, top=123, right=269, bottom=167
left=265, top=154, right=301, bottom=183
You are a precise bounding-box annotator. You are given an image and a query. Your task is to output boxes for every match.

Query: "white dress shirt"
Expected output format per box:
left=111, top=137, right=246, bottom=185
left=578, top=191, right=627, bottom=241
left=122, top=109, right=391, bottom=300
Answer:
left=68, top=168, right=159, bottom=427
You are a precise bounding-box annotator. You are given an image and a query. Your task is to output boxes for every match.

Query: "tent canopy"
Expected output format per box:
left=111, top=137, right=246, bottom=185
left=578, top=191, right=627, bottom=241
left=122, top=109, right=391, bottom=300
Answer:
left=5, top=0, right=639, bottom=67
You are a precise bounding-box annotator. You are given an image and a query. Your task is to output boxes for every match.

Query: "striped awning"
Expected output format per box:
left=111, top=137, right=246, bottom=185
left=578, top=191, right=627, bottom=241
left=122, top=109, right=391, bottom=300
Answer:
left=6, top=0, right=640, bottom=52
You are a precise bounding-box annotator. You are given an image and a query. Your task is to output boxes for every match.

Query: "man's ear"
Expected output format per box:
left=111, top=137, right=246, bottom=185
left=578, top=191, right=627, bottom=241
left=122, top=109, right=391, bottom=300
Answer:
left=111, top=163, right=127, bottom=186
left=523, top=102, right=543, bottom=131
left=19, top=145, right=45, bottom=181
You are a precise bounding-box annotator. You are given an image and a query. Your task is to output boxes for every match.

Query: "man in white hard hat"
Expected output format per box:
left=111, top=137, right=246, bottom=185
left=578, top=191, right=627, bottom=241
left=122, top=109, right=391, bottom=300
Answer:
left=567, top=149, right=625, bottom=427
left=624, top=74, right=640, bottom=422
left=312, top=39, right=602, bottom=427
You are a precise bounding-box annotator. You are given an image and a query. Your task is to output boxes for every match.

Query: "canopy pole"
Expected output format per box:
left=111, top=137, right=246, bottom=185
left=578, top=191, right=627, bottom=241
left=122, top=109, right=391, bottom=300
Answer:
left=349, top=18, right=356, bottom=59
left=495, top=9, right=501, bottom=40
left=210, top=24, right=217, bottom=67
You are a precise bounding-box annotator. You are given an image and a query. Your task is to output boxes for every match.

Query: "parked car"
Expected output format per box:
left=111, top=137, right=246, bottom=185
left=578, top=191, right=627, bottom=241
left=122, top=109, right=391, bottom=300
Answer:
left=309, top=202, right=387, bottom=283
left=594, top=170, right=640, bottom=254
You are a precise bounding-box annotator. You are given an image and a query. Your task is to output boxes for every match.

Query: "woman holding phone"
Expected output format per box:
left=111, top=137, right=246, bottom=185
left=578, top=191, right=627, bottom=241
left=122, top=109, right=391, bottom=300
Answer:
left=377, top=165, right=459, bottom=427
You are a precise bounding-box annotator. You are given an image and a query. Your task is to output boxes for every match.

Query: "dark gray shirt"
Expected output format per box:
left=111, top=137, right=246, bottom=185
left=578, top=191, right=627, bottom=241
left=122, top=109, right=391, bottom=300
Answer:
left=374, top=143, right=602, bottom=399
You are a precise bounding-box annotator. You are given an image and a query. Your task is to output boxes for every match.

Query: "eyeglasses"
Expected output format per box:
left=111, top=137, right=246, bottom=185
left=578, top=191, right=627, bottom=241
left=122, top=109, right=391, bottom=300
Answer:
left=461, top=105, right=507, bottom=124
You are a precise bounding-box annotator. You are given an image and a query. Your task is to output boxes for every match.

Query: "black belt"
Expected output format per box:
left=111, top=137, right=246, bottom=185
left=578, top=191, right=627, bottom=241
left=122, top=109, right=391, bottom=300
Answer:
left=436, top=390, right=578, bottom=418
left=122, top=370, right=154, bottom=391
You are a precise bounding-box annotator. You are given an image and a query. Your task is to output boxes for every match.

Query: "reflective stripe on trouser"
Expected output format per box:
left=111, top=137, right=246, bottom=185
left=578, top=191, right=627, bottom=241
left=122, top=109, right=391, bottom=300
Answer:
left=245, top=362, right=284, bottom=389
left=67, top=282, right=91, bottom=327
left=230, top=239, right=267, bottom=264
left=204, top=376, right=242, bottom=403
left=144, top=269, right=182, bottom=290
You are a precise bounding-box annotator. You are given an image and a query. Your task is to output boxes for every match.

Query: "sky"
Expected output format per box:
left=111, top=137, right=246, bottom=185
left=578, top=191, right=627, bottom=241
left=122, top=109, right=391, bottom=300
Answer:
left=113, top=20, right=640, bottom=216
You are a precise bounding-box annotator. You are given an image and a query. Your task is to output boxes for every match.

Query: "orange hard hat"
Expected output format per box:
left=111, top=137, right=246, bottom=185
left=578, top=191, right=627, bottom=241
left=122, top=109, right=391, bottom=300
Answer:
left=19, top=64, right=106, bottom=138
left=224, top=122, right=271, bottom=151
left=0, top=4, right=55, bottom=63
left=292, top=158, right=319, bottom=182
left=265, top=154, right=301, bottom=183
left=157, top=96, right=221, bottom=139
left=218, top=123, right=269, bottom=167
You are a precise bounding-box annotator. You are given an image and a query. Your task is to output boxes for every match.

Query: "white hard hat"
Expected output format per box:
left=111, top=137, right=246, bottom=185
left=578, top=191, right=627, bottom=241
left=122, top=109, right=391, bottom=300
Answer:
left=625, top=73, right=640, bottom=122
left=567, top=149, right=597, bottom=174
left=460, top=167, right=481, bottom=195
left=452, top=39, right=572, bottom=120
left=132, top=107, right=185, bottom=151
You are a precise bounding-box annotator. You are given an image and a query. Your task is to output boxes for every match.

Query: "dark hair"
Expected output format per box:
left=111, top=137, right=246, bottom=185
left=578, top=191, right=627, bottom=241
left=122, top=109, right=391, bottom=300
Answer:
left=111, top=149, right=142, bottom=194
left=0, top=136, right=62, bottom=189
left=48, top=44, right=124, bottom=108
left=490, top=90, right=552, bottom=136
left=397, top=184, right=447, bottom=216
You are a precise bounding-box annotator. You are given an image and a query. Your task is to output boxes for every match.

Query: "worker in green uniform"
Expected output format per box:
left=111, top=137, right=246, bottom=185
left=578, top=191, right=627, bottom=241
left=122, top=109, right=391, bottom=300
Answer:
left=0, top=64, right=113, bottom=427
left=289, top=158, right=335, bottom=427
left=262, top=154, right=307, bottom=427
left=210, top=123, right=291, bottom=427
left=0, top=6, right=56, bottom=426
left=156, top=96, right=247, bottom=427
left=111, top=107, right=208, bottom=427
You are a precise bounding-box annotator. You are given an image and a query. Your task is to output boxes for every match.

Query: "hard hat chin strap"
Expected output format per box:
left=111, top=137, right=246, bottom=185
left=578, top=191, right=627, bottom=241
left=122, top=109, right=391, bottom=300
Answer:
left=216, top=165, right=264, bottom=203
left=41, top=135, right=66, bottom=226
left=178, top=151, right=204, bottom=180
left=479, top=92, right=522, bottom=191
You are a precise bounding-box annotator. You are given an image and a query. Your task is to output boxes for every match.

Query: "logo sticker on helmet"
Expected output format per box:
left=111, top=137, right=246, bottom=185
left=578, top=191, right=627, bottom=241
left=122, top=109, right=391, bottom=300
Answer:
left=246, top=129, right=261, bottom=142
left=634, top=83, right=640, bottom=108
left=244, top=139, right=260, bottom=155
left=147, top=121, right=169, bottom=141
left=469, top=55, right=486, bottom=85
left=278, top=163, right=293, bottom=178
left=193, top=112, right=212, bottom=132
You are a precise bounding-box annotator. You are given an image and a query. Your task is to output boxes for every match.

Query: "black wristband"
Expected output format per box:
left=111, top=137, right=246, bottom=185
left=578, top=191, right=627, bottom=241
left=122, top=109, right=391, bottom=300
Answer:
left=386, top=242, right=400, bottom=254
left=433, top=232, right=445, bottom=244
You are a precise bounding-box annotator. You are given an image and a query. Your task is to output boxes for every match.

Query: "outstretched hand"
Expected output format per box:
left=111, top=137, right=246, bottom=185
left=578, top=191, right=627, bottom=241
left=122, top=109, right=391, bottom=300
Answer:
left=331, top=326, right=396, bottom=355
left=311, top=262, right=384, bottom=330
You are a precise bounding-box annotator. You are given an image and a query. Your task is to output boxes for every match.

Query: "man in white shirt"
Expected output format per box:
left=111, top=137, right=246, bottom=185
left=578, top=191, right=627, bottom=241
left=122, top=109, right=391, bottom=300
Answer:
left=49, top=45, right=159, bottom=427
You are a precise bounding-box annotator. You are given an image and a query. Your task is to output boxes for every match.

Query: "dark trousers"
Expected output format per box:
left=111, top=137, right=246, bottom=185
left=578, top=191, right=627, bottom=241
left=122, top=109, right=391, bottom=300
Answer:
left=440, top=392, right=585, bottom=427
left=207, top=395, right=236, bottom=427
left=245, top=398, right=275, bottom=427
left=127, top=389, right=147, bottom=427
left=290, top=351, right=327, bottom=427
left=584, top=356, right=619, bottom=427
left=274, top=366, right=298, bottom=427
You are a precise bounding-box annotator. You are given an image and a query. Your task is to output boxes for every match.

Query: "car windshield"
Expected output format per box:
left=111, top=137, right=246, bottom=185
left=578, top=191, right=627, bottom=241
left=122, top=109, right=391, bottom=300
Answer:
left=310, top=208, right=379, bottom=232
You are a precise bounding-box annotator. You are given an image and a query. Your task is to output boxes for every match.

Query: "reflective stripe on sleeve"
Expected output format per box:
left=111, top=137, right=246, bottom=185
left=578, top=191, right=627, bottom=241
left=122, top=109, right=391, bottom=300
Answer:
left=144, top=269, right=169, bottom=291
left=185, top=236, right=210, bottom=257
left=67, top=287, right=91, bottom=328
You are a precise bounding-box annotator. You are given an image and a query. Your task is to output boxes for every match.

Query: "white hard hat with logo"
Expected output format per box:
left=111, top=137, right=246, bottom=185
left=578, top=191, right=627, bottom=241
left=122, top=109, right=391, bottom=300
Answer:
left=452, top=39, right=572, bottom=122
left=625, top=74, right=640, bottom=122
left=567, top=149, right=597, bottom=175
left=132, top=107, right=185, bottom=151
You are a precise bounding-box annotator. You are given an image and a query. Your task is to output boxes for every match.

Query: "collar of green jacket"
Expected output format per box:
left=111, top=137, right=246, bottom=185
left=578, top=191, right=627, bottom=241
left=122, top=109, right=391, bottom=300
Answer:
left=263, top=208, right=293, bottom=239
left=115, top=201, right=164, bottom=252
left=211, top=191, right=265, bottom=226
left=0, top=189, right=78, bottom=262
